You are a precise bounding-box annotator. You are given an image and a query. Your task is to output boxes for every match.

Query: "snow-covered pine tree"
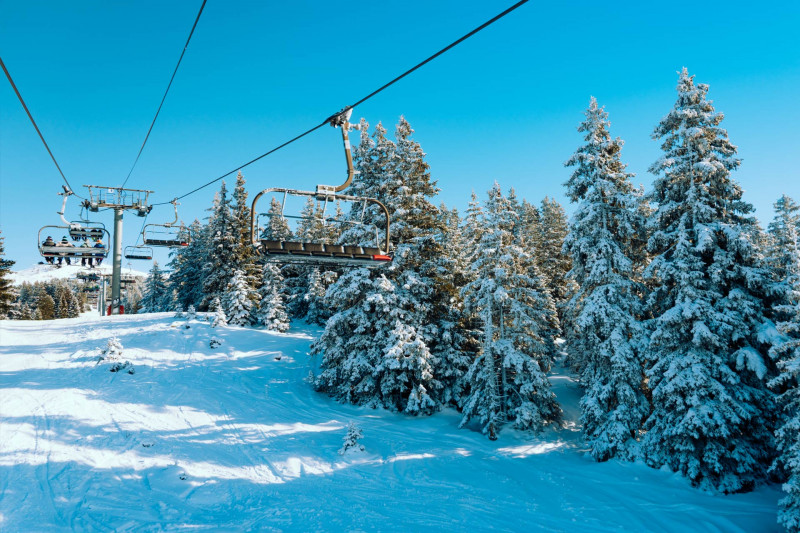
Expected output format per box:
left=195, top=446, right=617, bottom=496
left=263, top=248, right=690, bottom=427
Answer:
left=339, top=120, right=395, bottom=247
left=139, top=261, right=169, bottom=313
left=642, top=69, right=776, bottom=493
left=202, top=181, right=239, bottom=310
left=769, top=280, right=800, bottom=531
left=168, top=219, right=209, bottom=311
left=295, top=198, right=327, bottom=243
left=224, top=269, right=257, bottom=326
left=256, top=263, right=289, bottom=332
left=261, top=197, right=293, bottom=241
left=285, top=197, right=329, bottom=319
left=0, top=230, right=16, bottom=318
left=516, top=199, right=541, bottom=258
left=304, top=267, right=335, bottom=326
left=231, top=171, right=260, bottom=300
left=460, top=183, right=561, bottom=439
left=764, top=194, right=800, bottom=530
left=210, top=296, right=227, bottom=327
left=538, top=197, right=575, bottom=319
left=563, top=97, right=648, bottom=461
left=767, top=195, right=800, bottom=323
left=393, top=116, right=438, bottom=244
left=313, top=117, right=469, bottom=414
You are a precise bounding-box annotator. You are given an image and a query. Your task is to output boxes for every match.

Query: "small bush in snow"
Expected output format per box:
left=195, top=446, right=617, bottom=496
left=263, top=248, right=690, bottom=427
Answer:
left=211, top=306, right=227, bottom=328
left=339, top=422, right=365, bottom=455
left=109, top=361, right=135, bottom=374
left=99, top=337, right=124, bottom=361
left=209, top=337, right=223, bottom=349
left=186, top=305, right=197, bottom=320
left=98, top=337, right=134, bottom=374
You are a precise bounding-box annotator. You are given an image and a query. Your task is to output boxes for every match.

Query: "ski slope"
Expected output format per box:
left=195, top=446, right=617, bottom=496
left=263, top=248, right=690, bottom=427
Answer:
left=0, top=313, right=782, bottom=532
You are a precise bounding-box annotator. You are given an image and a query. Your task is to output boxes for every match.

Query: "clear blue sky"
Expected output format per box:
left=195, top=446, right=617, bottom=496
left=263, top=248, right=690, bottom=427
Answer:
left=2, top=0, right=799, bottom=268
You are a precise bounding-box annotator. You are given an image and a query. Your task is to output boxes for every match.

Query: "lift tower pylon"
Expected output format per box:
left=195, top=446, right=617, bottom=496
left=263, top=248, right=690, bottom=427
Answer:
left=82, top=186, right=152, bottom=315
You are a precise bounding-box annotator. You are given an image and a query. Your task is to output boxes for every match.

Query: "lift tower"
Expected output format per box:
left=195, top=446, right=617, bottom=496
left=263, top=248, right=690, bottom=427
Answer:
left=82, top=186, right=152, bottom=314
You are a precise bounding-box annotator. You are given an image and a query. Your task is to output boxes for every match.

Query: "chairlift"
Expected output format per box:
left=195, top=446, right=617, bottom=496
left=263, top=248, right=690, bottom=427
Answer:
left=124, top=245, right=154, bottom=260
left=76, top=271, right=101, bottom=283
left=142, top=200, right=190, bottom=247
left=249, top=108, right=392, bottom=268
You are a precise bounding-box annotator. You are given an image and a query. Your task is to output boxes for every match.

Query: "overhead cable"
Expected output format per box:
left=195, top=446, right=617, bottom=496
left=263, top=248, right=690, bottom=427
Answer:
left=0, top=54, right=84, bottom=199
left=120, top=0, right=207, bottom=189
left=151, top=0, right=529, bottom=206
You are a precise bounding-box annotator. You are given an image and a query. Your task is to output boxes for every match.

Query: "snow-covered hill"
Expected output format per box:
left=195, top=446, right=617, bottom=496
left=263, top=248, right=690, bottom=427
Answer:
left=0, top=314, right=782, bottom=531
left=8, top=263, right=147, bottom=285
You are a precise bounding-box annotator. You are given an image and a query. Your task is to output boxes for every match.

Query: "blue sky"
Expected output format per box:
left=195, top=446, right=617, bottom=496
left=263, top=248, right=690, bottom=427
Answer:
left=2, top=0, right=799, bottom=268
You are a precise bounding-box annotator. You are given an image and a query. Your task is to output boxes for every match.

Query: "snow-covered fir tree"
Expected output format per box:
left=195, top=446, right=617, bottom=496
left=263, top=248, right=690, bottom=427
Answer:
left=231, top=172, right=260, bottom=313
left=642, top=69, right=776, bottom=493
left=765, top=194, right=800, bottom=530
left=140, top=261, right=170, bottom=313
left=261, top=197, right=293, bottom=241
left=168, top=219, right=209, bottom=311
left=0, top=230, right=16, bottom=318
left=257, top=263, right=289, bottom=332
left=202, top=181, right=239, bottom=310
left=313, top=117, right=470, bottom=414
left=563, top=97, right=648, bottom=461
left=304, top=268, right=336, bottom=326
left=538, top=196, right=575, bottom=319
left=224, top=269, right=257, bottom=326
left=460, top=183, right=561, bottom=440
left=210, top=296, right=227, bottom=327
left=770, top=281, right=800, bottom=531
left=767, top=195, right=800, bottom=323
left=295, top=198, right=327, bottom=243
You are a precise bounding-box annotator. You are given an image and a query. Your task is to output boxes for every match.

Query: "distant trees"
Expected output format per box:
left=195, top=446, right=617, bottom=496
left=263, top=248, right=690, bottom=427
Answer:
left=0, top=230, right=16, bottom=318
left=140, top=261, right=170, bottom=313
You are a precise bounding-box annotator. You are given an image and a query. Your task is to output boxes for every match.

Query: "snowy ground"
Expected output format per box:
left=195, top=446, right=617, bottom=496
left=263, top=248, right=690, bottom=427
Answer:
left=0, top=313, right=782, bottom=532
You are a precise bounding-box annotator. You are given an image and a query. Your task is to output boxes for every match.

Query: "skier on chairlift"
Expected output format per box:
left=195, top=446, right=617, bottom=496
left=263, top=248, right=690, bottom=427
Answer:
left=42, top=236, right=55, bottom=264
left=80, top=240, right=93, bottom=267
left=93, top=238, right=104, bottom=267
left=55, top=236, right=71, bottom=266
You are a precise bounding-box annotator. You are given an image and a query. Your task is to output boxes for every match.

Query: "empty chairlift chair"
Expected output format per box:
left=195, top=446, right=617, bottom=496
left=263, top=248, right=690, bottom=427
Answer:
left=142, top=200, right=190, bottom=248
left=124, top=245, right=154, bottom=260
left=249, top=107, right=393, bottom=268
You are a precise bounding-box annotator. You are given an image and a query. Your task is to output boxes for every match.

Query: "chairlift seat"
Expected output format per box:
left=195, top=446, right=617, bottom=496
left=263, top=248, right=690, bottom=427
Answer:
left=143, top=238, right=188, bottom=247
left=257, top=239, right=391, bottom=266
left=40, top=245, right=107, bottom=257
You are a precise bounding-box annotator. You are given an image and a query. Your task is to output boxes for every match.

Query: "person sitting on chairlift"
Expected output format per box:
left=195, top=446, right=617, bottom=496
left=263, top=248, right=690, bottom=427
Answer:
left=42, top=235, right=56, bottom=264
left=55, top=236, right=71, bottom=266
left=93, top=238, right=104, bottom=267
left=80, top=240, right=93, bottom=268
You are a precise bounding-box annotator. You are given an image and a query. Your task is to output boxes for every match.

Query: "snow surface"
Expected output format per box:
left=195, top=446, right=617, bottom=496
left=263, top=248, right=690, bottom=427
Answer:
left=8, top=263, right=147, bottom=286
left=0, top=313, right=782, bottom=532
